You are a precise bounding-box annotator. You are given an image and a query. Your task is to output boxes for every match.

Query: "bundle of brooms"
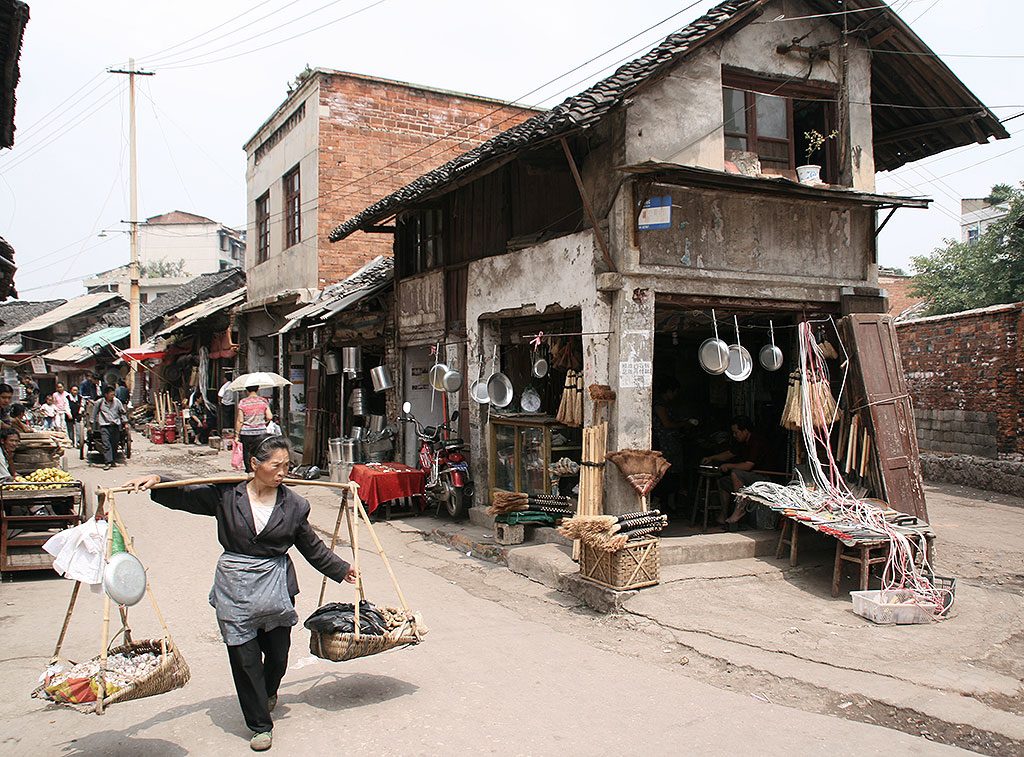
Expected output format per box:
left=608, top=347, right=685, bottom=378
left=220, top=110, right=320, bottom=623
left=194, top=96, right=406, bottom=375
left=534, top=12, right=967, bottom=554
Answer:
left=781, top=371, right=837, bottom=431
left=487, top=491, right=575, bottom=518
left=559, top=510, right=668, bottom=552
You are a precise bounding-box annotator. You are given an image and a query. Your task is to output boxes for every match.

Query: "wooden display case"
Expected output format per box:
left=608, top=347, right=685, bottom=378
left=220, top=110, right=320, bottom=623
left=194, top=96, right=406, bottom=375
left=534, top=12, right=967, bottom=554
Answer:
left=0, top=483, right=85, bottom=575
left=488, top=415, right=581, bottom=497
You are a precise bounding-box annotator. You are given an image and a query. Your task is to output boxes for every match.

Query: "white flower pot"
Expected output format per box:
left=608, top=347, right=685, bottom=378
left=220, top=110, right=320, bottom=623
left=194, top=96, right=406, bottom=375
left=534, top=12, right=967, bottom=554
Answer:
left=796, top=164, right=822, bottom=184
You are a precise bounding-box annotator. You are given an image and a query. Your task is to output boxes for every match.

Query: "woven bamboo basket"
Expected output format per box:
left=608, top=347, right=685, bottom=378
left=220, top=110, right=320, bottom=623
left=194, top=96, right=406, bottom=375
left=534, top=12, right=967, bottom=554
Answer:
left=579, top=538, right=660, bottom=590
left=309, top=617, right=421, bottom=662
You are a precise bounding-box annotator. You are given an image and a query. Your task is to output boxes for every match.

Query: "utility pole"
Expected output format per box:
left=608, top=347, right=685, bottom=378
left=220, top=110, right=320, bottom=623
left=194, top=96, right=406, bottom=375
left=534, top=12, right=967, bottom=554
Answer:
left=108, top=58, right=154, bottom=398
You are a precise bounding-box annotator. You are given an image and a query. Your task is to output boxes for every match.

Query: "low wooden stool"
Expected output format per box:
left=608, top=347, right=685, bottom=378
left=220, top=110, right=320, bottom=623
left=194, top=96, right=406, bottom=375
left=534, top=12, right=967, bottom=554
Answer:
left=776, top=518, right=801, bottom=567
left=832, top=541, right=889, bottom=597
left=690, top=470, right=723, bottom=531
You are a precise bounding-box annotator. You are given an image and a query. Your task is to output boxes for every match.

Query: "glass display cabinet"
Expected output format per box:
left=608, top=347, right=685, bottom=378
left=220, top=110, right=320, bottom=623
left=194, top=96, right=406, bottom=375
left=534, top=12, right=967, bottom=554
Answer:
left=488, top=416, right=582, bottom=497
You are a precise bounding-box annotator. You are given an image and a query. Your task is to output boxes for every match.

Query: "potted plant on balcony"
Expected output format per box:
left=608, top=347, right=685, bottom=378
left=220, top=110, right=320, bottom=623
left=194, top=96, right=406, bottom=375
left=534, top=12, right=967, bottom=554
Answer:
left=797, top=129, right=838, bottom=184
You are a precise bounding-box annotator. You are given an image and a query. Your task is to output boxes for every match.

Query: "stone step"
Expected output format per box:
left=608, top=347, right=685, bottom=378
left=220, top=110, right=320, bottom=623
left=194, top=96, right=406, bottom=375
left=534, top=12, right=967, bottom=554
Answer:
left=659, top=530, right=778, bottom=566
left=468, top=505, right=495, bottom=530
left=506, top=543, right=576, bottom=589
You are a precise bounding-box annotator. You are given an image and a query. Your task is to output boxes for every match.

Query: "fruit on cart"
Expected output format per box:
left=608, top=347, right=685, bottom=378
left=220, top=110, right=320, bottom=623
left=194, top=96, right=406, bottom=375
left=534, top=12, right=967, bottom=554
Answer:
left=8, top=467, right=77, bottom=489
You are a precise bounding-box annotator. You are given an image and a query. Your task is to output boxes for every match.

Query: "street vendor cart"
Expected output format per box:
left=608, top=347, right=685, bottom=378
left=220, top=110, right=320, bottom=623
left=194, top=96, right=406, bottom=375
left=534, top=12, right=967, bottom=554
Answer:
left=0, top=481, right=85, bottom=576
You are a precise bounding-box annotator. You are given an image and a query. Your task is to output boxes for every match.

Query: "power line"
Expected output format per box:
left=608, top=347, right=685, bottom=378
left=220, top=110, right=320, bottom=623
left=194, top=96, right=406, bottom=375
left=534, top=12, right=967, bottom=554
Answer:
left=137, top=0, right=284, bottom=64
left=143, top=82, right=196, bottom=209
left=12, top=74, right=106, bottom=144
left=155, top=0, right=391, bottom=71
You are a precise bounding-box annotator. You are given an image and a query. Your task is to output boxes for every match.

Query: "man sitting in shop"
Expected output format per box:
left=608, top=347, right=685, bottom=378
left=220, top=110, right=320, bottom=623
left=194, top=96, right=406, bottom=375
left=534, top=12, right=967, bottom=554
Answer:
left=702, top=415, right=769, bottom=530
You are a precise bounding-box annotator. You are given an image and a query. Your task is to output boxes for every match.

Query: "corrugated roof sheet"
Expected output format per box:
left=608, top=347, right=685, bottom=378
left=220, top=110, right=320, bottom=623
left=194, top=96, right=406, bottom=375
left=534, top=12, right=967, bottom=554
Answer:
left=99, top=268, right=246, bottom=330
left=10, top=292, right=122, bottom=334
left=43, top=326, right=131, bottom=365
left=278, top=256, right=393, bottom=333
left=157, top=287, right=246, bottom=337
left=329, top=0, right=1008, bottom=242
left=0, top=299, right=66, bottom=337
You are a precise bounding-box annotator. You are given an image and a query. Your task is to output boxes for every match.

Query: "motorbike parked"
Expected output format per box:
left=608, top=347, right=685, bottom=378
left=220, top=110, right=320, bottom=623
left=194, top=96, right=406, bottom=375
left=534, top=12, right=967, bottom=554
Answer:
left=400, top=401, right=473, bottom=519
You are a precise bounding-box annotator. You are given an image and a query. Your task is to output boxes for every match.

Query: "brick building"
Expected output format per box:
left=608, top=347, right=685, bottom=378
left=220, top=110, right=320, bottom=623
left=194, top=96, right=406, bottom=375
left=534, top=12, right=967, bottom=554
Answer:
left=240, top=68, right=537, bottom=453
left=897, top=302, right=1024, bottom=457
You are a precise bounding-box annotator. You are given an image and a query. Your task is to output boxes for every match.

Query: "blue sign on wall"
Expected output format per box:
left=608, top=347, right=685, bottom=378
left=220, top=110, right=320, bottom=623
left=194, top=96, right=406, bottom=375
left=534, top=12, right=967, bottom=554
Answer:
left=638, top=195, right=672, bottom=230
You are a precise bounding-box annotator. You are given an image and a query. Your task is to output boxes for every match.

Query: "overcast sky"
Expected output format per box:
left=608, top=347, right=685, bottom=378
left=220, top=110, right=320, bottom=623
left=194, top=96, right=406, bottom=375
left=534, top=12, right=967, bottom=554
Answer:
left=1, top=0, right=1021, bottom=300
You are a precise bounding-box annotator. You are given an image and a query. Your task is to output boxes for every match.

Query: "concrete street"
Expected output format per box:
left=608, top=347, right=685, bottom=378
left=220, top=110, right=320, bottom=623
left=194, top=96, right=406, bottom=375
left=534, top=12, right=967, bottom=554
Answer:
left=0, top=435, right=1010, bottom=756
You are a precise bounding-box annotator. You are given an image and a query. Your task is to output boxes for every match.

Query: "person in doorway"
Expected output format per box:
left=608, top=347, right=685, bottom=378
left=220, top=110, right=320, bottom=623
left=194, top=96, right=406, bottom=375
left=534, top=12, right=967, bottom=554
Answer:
left=19, top=375, right=38, bottom=408
left=236, top=386, right=272, bottom=473
left=189, top=392, right=216, bottom=445
left=67, top=385, right=82, bottom=445
left=702, top=415, right=769, bottom=530
left=0, top=427, right=19, bottom=480
left=91, top=385, right=128, bottom=470
left=115, top=379, right=130, bottom=406
left=265, top=415, right=281, bottom=436
left=38, top=394, right=58, bottom=429
left=123, top=436, right=358, bottom=752
left=218, top=377, right=237, bottom=434
left=0, top=382, right=14, bottom=428
left=651, top=377, right=697, bottom=511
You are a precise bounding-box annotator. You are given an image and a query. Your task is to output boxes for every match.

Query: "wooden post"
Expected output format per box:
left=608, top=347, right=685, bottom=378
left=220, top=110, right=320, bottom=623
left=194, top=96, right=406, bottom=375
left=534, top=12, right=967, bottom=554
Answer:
left=560, top=137, right=617, bottom=273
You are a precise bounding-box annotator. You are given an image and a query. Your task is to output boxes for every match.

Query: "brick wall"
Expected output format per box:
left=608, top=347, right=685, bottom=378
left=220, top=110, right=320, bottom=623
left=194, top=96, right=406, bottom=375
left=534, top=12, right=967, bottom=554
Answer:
left=879, top=274, right=925, bottom=318
left=897, top=303, right=1024, bottom=456
left=316, top=74, right=538, bottom=285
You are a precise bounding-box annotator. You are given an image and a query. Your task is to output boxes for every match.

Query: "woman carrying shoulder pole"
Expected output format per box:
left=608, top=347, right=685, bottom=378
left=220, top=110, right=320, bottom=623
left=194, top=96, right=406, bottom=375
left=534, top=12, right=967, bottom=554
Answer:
left=124, top=436, right=358, bottom=752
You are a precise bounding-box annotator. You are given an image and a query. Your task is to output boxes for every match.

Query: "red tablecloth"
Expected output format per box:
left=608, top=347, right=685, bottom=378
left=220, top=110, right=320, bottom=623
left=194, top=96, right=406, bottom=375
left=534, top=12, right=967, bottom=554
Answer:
left=349, top=462, right=426, bottom=513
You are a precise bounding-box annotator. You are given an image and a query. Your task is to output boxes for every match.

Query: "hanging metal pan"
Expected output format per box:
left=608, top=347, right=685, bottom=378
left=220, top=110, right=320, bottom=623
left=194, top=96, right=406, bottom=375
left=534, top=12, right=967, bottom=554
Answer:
left=470, top=362, right=490, bottom=405
left=759, top=320, right=784, bottom=372
left=442, top=367, right=463, bottom=393
left=698, top=308, right=729, bottom=375
left=428, top=362, right=449, bottom=392
left=521, top=385, right=541, bottom=413
left=103, top=552, right=147, bottom=607
left=725, top=315, right=752, bottom=382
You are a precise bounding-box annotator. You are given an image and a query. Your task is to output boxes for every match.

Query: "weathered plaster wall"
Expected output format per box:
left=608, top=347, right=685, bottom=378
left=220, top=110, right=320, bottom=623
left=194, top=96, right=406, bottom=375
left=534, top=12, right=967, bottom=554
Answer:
left=396, top=270, right=445, bottom=347
left=464, top=231, right=610, bottom=502
left=625, top=0, right=874, bottom=190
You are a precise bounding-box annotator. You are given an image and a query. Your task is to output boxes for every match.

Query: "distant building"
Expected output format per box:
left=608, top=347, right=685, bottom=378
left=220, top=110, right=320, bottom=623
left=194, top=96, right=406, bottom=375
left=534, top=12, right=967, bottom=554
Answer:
left=84, top=211, right=245, bottom=302
left=961, top=198, right=1010, bottom=245
left=878, top=267, right=927, bottom=320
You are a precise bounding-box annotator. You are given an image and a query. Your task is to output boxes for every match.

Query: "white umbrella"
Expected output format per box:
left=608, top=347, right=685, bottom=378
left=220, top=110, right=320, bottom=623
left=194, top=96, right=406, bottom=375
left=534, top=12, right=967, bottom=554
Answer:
left=228, top=372, right=292, bottom=391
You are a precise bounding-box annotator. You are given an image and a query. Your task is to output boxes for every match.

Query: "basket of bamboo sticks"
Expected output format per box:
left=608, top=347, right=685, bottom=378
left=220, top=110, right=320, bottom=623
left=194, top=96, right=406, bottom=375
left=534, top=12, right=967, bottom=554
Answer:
left=579, top=539, right=659, bottom=590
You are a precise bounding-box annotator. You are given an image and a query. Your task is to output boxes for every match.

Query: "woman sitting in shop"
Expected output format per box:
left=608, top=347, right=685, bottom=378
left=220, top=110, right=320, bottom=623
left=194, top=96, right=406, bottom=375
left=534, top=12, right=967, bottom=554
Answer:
left=701, top=415, right=769, bottom=530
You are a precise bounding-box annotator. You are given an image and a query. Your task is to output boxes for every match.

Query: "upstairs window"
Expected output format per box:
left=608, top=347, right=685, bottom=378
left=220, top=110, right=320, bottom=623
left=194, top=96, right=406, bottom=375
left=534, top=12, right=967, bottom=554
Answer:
left=722, top=70, right=838, bottom=183
left=283, top=166, right=301, bottom=248
left=255, top=191, right=270, bottom=264
left=397, top=208, right=445, bottom=277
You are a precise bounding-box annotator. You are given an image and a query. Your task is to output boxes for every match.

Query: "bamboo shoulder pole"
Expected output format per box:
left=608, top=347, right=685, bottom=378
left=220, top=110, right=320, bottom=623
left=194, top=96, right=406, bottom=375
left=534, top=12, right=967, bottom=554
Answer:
left=103, top=476, right=357, bottom=496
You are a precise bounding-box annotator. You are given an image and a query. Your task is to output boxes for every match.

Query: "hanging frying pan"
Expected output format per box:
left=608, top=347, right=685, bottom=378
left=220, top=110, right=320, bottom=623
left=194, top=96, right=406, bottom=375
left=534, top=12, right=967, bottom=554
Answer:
left=429, top=362, right=449, bottom=392
left=470, top=354, right=490, bottom=405
left=698, top=308, right=729, bottom=375
left=103, top=552, right=147, bottom=607
left=531, top=345, right=548, bottom=379
left=486, top=346, right=514, bottom=408
left=759, top=320, right=784, bottom=372
left=725, top=315, right=753, bottom=382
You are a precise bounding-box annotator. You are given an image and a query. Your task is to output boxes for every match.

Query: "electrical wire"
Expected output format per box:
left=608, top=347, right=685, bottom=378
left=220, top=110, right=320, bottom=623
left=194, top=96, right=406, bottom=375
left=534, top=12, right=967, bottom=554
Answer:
left=143, top=82, right=196, bottom=209
left=137, top=0, right=285, bottom=65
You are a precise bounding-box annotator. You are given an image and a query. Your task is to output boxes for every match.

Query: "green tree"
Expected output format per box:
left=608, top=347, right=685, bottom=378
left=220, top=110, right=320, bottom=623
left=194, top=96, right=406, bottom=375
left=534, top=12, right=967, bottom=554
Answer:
left=911, top=184, right=1024, bottom=316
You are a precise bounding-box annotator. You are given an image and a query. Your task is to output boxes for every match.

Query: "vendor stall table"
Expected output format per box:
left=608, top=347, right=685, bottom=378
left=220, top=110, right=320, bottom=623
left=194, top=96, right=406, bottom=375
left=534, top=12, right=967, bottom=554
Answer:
left=0, top=483, right=85, bottom=575
left=736, top=492, right=936, bottom=597
left=348, top=463, right=425, bottom=517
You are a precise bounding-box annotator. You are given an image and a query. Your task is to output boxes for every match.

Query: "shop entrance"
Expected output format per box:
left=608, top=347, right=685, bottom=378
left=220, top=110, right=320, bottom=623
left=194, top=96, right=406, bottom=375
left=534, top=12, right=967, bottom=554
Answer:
left=651, top=301, right=832, bottom=535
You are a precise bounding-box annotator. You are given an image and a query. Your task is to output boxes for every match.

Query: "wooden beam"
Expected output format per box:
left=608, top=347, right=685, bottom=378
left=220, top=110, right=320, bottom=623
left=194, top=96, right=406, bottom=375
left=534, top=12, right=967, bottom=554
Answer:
left=874, top=111, right=986, bottom=146
left=559, top=137, right=617, bottom=273
left=867, top=27, right=898, bottom=47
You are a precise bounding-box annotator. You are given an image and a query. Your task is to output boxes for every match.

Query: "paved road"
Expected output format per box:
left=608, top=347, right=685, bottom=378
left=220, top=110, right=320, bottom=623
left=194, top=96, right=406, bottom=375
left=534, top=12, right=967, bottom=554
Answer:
left=0, top=441, right=962, bottom=755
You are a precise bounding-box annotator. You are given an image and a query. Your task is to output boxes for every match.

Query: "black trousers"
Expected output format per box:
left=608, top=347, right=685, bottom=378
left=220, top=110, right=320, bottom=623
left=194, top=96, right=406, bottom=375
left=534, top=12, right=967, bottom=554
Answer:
left=99, top=425, right=120, bottom=465
left=240, top=433, right=267, bottom=473
left=226, top=625, right=291, bottom=733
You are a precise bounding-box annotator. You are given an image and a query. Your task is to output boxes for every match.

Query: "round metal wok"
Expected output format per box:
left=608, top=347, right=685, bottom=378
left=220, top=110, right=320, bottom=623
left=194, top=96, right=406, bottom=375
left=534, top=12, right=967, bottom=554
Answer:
left=442, top=367, right=463, bottom=393
left=103, top=552, right=147, bottom=607
left=698, top=309, right=729, bottom=375
left=759, top=320, right=784, bottom=372
left=428, top=362, right=449, bottom=392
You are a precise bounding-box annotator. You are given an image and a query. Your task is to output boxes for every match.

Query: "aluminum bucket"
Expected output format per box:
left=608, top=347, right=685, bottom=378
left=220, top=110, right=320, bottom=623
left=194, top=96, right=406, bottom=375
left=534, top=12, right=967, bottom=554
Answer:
left=328, top=437, right=344, bottom=465
left=349, top=388, right=367, bottom=416
left=341, top=346, right=362, bottom=376
left=340, top=439, right=361, bottom=465
left=325, top=351, right=341, bottom=376
left=329, top=462, right=353, bottom=484
left=370, top=365, right=393, bottom=392
left=366, top=414, right=386, bottom=434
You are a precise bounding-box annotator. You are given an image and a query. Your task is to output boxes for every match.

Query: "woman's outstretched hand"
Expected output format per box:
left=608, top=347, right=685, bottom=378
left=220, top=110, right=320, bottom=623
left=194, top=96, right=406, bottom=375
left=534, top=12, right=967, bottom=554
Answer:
left=344, top=567, right=359, bottom=584
left=124, top=474, right=161, bottom=491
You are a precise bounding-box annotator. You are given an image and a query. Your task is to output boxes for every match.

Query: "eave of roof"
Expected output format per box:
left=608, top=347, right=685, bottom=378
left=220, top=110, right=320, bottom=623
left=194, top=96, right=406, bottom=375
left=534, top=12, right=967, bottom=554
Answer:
left=329, top=0, right=1006, bottom=242
left=621, top=162, right=931, bottom=208
left=0, top=0, right=29, bottom=149
left=10, top=292, right=123, bottom=334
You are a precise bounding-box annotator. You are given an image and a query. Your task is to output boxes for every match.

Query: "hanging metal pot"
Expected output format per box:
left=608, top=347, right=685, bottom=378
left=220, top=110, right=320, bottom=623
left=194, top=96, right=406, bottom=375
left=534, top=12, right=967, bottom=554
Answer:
left=428, top=362, right=449, bottom=392
left=103, top=552, right=147, bottom=607
left=442, top=367, right=463, bottom=393
left=325, top=351, right=341, bottom=376
left=759, top=320, right=784, bottom=372
left=531, top=345, right=548, bottom=379
left=725, top=315, right=753, bottom=382
left=341, top=346, right=362, bottom=376
left=521, top=385, right=542, bottom=413
left=470, top=354, right=490, bottom=405
left=698, top=308, right=730, bottom=375
left=369, top=365, right=393, bottom=392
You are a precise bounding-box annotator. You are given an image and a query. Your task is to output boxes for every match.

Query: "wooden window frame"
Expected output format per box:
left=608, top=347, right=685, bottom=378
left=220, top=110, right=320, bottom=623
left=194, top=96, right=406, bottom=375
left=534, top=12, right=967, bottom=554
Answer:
left=283, top=165, right=301, bottom=249
left=722, top=69, right=839, bottom=178
left=255, top=191, right=270, bottom=264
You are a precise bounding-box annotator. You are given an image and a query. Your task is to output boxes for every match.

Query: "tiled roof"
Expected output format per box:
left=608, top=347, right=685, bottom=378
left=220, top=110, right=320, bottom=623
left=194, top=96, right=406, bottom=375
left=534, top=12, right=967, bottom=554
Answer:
left=10, top=292, right=122, bottom=334
left=0, top=298, right=66, bottom=337
left=99, top=269, right=246, bottom=330
left=278, top=256, right=393, bottom=333
left=145, top=210, right=219, bottom=225
left=330, top=0, right=1008, bottom=242
left=0, top=0, right=29, bottom=149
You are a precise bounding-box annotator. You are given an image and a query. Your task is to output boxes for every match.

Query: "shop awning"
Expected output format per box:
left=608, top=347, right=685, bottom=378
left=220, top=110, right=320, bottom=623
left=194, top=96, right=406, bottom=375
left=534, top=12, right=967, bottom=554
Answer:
left=157, top=287, right=246, bottom=338
left=9, top=292, right=122, bottom=334
left=277, top=256, right=393, bottom=334
left=118, top=338, right=168, bottom=363
left=44, top=326, right=131, bottom=365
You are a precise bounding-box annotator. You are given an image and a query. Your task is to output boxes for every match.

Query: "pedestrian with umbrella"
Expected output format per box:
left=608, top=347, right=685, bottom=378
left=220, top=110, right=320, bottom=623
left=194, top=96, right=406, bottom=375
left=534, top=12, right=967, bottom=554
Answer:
left=123, top=435, right=359, bottom=751
left=230, top=373, right=290, bottom=473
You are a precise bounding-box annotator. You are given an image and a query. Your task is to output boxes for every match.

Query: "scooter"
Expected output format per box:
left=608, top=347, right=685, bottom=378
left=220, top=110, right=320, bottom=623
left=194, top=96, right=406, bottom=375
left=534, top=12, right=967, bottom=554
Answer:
left=401, top=401, right=473, bottom=519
